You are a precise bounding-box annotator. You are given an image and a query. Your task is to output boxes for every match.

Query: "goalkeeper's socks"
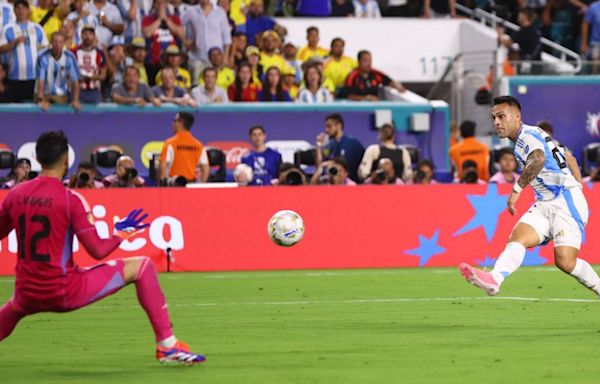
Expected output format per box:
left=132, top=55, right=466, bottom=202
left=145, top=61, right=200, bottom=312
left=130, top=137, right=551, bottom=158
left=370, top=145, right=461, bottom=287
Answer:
left=570, top=258, right=600, bottom=296
left=491, top=242, right=526, bottom=285
left=158, top=336, right=177, bottom=348
left=135, top=257, right=174, bottom=342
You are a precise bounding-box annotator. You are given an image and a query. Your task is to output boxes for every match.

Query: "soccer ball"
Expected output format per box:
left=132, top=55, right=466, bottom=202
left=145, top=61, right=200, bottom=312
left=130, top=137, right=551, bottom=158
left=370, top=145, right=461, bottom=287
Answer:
left=267, top=210, right=304, bottom=247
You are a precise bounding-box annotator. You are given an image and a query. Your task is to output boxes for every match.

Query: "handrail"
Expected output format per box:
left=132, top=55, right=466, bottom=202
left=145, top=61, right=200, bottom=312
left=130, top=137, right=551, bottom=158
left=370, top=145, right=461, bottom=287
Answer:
left=456, top=3, right=582, bottom=73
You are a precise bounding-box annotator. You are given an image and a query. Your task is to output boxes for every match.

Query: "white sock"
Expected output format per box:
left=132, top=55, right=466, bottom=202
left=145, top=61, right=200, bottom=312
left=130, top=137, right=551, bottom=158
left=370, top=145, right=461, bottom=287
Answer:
left=491, top=242, right=526, bottom=285
left=158, top=335, right=177, bottom=348
left=570, top=259, right=600, bottom=296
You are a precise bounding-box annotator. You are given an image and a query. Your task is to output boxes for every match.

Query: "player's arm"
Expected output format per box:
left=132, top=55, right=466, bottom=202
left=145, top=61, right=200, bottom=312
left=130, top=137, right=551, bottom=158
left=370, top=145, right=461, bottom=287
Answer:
left=565, top=151, right=583, bottom=184
left=0, top=199, right=13, bottom=240
left=507, top=149, right=545, bottom=215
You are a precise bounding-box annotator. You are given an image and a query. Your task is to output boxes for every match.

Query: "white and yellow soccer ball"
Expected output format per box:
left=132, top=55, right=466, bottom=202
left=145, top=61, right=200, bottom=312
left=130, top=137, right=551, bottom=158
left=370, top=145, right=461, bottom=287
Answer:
left=267, top=210, right=304, bottom=247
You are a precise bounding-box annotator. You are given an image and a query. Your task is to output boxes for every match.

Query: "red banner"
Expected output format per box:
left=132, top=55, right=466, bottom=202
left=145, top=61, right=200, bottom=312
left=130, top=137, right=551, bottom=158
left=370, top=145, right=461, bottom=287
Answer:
left=0, top=184, right=598, bottom=274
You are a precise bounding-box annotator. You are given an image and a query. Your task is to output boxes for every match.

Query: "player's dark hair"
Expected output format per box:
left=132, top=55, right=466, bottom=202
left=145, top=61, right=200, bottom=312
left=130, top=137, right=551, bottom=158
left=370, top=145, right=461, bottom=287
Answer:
left=333, top=156, right=349, bottom=172
left=460, top=120, right=476, bottom=138
left=177, top=112, right=194, bottom=130
left=36, top=131, right=68, bottom=168
left=249, top=125, right=265, bottom=136
left=325, top=113, right=344, bottom=129
left=493, top=95, right=522, bottom=112
left=307, top=26, right=318, bottom=34
left=357, top=50, right=370, bottom=61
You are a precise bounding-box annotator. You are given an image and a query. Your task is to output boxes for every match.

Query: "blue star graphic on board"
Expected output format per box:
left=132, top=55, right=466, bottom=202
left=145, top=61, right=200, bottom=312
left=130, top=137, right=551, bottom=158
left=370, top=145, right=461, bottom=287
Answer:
left=522, top=247, right=547, bottom=266
left=476, top=255, right=496, bottom=267
left=453, top=184, right=508, bottom=242
left=588, top=182, right=593, bottom=190
left=405, top=230, right=446, bottom=267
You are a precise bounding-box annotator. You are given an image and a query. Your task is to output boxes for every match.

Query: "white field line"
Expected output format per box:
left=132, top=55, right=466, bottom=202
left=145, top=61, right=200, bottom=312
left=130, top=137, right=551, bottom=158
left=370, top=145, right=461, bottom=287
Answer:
left=83, top=296, right=600, bottom=310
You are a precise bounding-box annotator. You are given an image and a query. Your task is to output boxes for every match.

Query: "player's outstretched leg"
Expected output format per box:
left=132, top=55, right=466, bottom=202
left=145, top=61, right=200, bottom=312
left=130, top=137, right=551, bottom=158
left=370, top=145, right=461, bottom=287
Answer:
left=0, top=299, right=26, bottom=342
left=124, top=257, right=206, bottom=365
left=459, top=223, right=536, bottom=295
left=555, top=247, right=600, bottom=297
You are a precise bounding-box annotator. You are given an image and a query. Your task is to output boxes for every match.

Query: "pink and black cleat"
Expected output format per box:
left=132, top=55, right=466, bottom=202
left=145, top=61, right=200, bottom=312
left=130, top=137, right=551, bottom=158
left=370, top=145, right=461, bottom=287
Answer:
left=459, top=263, right=500, bottom=296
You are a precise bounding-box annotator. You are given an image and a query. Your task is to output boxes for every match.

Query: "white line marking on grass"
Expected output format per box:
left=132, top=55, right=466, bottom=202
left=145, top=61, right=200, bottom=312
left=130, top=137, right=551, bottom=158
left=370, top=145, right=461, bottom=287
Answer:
left=86, top=296, right=600, bottom=310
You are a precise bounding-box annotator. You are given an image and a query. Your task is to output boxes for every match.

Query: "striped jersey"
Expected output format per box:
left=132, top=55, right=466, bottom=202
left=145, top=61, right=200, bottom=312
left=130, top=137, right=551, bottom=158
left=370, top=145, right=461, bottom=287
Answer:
left=72, top=46, right=105, bottom=90
left=0, top=21, right=48, bottom=80
left=0, top=2, right=15, bottom=31
left=36, top=48, right=80, bottom=96
left=353, top=0, right=381, bottom=17
left=297, top=87, right=333, bottom=103
left=513, top=124, right=579, bottom=201
left=66, top=12, right=99, bottom=47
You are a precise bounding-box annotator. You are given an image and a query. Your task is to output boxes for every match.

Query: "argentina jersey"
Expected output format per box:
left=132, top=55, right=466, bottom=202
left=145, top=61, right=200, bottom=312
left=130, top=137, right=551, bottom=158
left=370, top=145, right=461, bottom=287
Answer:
left=36, top=48, right=80, bottom=96
left=66, top=12, right=99, bottom=46
left=0, top=21, right=48, bottom=80
left=513, top=124, right=579, bottom=201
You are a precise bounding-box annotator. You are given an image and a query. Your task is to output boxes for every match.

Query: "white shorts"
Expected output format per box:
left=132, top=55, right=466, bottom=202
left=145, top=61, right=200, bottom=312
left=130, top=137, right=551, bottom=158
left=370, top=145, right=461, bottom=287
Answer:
left=518, top=186, right=589, bottom=249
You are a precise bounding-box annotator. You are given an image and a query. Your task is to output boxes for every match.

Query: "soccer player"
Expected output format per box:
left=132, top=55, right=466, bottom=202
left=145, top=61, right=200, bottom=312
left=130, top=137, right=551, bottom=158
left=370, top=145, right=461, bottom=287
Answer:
left=459, top=96, right=599, bottom=297
left=0, top=131, right=205, bottom=365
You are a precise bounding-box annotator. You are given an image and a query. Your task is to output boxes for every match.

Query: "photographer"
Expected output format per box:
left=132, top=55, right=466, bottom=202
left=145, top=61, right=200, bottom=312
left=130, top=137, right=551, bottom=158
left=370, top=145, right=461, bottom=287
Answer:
left=454, top=159, right=486, bottom=185
left=413, top=159, right=437, bottom=185
left=275, top=162, right=306, bottom=186
left=1, top=158, right=33, bottom=189
left=310, top=157, right=356, bottom=186
left=364, top=158, right=404, bottom=185
left=66, top=162, right=104, bottom=189
left=103, top=155, right=145, bottom=188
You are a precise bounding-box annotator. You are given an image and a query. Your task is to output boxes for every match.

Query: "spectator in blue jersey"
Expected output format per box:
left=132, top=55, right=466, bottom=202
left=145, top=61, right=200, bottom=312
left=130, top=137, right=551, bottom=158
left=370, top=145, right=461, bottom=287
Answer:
left=67, top=0, right=101, bottom=47
left=88, top=0, right=125, bottom=48
left=0, top=0, right=48, bottom=103
left=115, top=0, right=154, bottom=43
left=259, top=66, right=292, bottom=101
left=245, top=0, right=287, bottom=46
left=316, top=113, right=365, bottom=183
left=0, top=1, right=16, bottom=32
left=36, top=31, right=81, bottom=111
left=296, top=0, right=331, bottom=16
left=241, top=125, right=282, bottom=185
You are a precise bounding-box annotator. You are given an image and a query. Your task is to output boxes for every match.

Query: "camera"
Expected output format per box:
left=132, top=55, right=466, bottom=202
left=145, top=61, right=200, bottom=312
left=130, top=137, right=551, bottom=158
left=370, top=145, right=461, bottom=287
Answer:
left=283, top=169, right=304, bottom=185
left=76, top=171, right=90, bottom=187
left=120, top=167, right=138, bottom=181
left=327, top=167, right=338, bottom=176
left=375, top=169, right=387, bottom=181
left=163, top=176, right=187, bottom=187
left=461, top=169, right=479, bottom=184
left=415, top=169, right=426, bottom=183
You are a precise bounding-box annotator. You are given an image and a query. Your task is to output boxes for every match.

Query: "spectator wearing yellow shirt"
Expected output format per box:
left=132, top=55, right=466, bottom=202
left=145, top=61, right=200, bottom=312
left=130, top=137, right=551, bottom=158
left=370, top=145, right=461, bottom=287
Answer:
left=245, top=45, right=263, bottom=85
left=282, top=66, right=298, bottom=100
left=323, top=37, right=357, bottom=90
left=155, top=44, right=192, bottom=89
left=30, top=0, right=71, bottom=41
left=230, top=0, right=251, bottom=31
left=297, top=26, right=329, bottom=62
left=199, top=47, right=235, bottom=91
left=61, top=19, right=77, bottom=50
left=127, top=37, right=149, bottom=85
left=259, top=30, right=286, bottom=72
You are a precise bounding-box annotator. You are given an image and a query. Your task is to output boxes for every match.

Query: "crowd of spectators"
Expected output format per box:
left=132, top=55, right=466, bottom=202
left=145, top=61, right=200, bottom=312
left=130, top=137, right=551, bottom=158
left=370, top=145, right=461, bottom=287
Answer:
left=4, top=111, right=592, bottom=190
left=2, top=0, right=596, bottom=108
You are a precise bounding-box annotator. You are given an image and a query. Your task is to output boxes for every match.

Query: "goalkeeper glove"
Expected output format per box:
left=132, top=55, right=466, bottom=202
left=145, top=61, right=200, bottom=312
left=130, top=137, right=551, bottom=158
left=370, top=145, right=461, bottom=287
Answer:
left=114, top=208, right=149, bottom=239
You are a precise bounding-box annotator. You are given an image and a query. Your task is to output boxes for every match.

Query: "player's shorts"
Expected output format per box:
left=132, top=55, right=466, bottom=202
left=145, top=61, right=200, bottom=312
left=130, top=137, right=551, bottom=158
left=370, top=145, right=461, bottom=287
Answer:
left=518, top=186, right=588, bottom=249
left=15, top=259, right=127, bottom=315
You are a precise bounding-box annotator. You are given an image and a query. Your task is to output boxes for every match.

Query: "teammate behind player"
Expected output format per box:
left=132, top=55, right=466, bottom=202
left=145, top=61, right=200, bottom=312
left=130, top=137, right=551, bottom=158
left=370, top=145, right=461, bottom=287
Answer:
left=459, top=96, right=600, bottom=297
left=0, top=131, right=205, bottom=364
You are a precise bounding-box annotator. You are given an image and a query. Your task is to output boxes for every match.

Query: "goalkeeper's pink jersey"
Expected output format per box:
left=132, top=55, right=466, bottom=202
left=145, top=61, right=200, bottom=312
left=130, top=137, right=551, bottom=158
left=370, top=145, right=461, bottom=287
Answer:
left=0, top=176, right=119, bottom=307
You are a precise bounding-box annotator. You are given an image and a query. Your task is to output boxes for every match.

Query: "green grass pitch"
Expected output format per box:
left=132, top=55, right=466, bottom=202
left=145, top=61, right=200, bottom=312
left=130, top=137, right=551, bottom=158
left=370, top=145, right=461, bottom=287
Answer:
left=2, top=267, right=600, bottom=384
